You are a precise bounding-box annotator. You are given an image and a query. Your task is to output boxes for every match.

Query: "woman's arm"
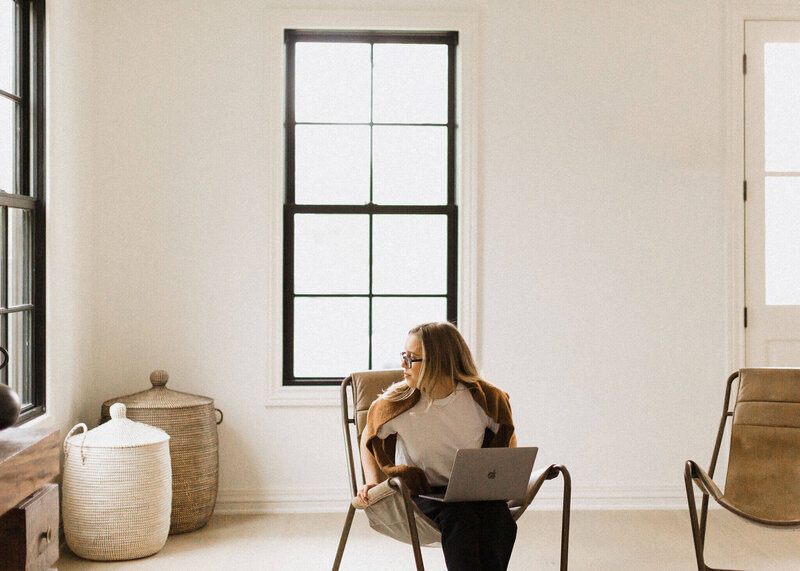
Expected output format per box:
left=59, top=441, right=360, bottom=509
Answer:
left=360, top=426, right=382, bottom=484
left=357, top=426, right=382, bottom=503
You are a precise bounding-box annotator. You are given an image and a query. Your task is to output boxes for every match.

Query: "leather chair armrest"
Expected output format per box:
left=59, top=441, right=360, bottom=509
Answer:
left=509, top=464, right=559, bottom=509
left=686, top=460, right=723, bottom=500
left=351, top=479, right=398, bottom=510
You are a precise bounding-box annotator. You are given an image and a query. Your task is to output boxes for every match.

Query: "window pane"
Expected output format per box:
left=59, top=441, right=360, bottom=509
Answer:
left=295, top=125, right=370, bottom=205
left=373, top=44, right=448, bottom=124
left=294, top=214, right=369, bottom=294
left=8, top=208, right=30, bottom=306
left=765, top=176, right=800, bottom=305
left=371, top=297, right=447, bottom=370
left=295, top=42, right=371, bottom=123
left=0, top=97, right=15, bottom=193
left=0, top=2, right=14, bottom=95
left=294, top=297, right=369, bottom=377
left=8, top=310, right=31, bottom=407
left=765, top=44, right=800, bottom=172
left=373, top=215, right=448, bottom=294
left=372, top=126, right=447, bottom=205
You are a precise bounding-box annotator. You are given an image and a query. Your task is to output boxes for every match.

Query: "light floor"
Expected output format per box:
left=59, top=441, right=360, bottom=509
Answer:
left=57, top=509, right=800, bottom=570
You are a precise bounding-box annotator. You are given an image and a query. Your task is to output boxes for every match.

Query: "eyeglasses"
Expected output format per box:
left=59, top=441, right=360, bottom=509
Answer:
left=401, top=352, right=423, bottom=369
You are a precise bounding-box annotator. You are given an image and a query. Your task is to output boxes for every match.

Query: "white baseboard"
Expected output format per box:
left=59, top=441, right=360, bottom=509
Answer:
left=215, top=488, right=350, bottom=515
left=532, top=485, right=712, bottom=511
left=215, top=485, right=711, bottom=515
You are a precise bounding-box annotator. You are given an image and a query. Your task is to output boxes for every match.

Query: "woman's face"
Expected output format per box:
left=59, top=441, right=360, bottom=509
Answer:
left=402, top=334, right=423, bottom=389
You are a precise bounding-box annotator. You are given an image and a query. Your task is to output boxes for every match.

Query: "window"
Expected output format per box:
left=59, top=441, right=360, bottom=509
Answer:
left=283, top=30, right=458, bottom=385
left=0, top=0, right=45, bottom=422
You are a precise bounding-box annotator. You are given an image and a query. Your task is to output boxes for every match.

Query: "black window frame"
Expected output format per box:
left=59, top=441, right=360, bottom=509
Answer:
left=283, top=29, right=458, bottom=386
left=1, top=0, right=46, bottom=423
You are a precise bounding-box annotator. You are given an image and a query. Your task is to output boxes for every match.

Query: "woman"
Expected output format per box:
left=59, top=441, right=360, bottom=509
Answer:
left=358, top=321, right=518, bottom=571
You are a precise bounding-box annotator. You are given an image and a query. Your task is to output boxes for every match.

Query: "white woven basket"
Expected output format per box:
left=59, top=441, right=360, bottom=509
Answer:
left=63, top=403, right=172, bottom=561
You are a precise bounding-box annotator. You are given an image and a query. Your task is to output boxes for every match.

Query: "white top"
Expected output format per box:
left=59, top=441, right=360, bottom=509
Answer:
left=377, top=385, right=501, bottom=487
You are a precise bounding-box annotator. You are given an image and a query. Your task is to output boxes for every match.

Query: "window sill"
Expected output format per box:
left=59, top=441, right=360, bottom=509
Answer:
left=14, top=410, right=54, bottom=429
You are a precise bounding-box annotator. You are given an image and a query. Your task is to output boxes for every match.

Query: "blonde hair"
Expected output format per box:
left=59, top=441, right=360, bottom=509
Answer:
left=382, top=322, right=483, bottom=402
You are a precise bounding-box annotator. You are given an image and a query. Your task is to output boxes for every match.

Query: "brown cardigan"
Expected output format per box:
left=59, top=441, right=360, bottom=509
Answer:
left=363, top=378, right=517, bottom=494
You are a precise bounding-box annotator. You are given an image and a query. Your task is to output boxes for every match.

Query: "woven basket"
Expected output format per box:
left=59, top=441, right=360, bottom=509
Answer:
left=63, top=403, right=172, bottom=561
left=101, top=370, right=222, bottom=534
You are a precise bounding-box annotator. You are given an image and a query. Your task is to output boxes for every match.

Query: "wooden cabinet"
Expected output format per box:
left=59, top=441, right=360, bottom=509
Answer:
left=0, top=484, right=59, bottom=570
left=0, top=426, right=60, bottom=571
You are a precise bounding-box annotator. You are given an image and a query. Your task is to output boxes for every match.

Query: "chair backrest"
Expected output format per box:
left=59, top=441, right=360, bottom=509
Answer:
left=341, top=370, right=404, bottom=493
left=349, top=369, right=404, bottom=438
left=724, top=368, right=800, bottom=522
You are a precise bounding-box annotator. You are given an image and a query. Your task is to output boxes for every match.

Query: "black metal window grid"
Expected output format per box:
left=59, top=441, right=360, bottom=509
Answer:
left=283, top=29, right=458, bottom=386
left=1, top=0, right=46, bottom=422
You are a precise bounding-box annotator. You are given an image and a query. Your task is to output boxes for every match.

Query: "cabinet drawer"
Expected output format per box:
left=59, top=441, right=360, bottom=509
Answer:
left=0, top=484, right=59, bottom=571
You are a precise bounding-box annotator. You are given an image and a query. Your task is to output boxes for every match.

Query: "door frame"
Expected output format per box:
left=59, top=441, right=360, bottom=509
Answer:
left=725, top=1, right=800, bottom=371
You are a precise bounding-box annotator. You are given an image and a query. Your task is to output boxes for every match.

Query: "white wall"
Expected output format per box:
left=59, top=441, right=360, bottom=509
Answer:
left=478, top=0, right=727, bottom=504
left=45, top=0, right=728, bottom=510
left=44, top=1, right=98, bottom=446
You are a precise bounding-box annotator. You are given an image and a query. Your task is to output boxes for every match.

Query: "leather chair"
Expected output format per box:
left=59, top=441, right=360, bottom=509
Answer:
left=332, top=369, right=571, bottom=571
left=684, top=368, right=800, bottom=571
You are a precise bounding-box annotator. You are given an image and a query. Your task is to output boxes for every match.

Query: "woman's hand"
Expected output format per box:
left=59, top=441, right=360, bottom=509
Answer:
left=357, top=483, right=377, bottom=504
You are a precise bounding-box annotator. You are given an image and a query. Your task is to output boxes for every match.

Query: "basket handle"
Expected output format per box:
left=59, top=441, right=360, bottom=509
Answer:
left=64, top=423, right=88, bottom=464
left=215, top=408, right=223, bottom=425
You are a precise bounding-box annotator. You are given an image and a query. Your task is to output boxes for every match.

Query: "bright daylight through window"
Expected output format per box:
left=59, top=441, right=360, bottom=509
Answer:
left=283, top=30, right=458, bottom=385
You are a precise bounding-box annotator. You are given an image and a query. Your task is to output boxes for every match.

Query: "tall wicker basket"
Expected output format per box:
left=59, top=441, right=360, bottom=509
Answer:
left=63, top=403, right=172, bottom=561
left=101, top=370, right=222, bottom=534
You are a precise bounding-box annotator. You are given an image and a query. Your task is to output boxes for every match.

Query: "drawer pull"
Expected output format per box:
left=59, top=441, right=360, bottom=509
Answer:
left=37, top=526, right=54, bottom=555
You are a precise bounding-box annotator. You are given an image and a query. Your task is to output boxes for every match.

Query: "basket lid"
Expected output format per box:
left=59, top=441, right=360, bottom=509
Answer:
left=102, top=370, right=213, bottom=410
left=69, top=403, right=170, bottom=448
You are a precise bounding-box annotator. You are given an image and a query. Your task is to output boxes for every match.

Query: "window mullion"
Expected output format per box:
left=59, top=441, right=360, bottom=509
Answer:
left=446, top=41, right=458, bottom=322
left=446, top=42, right=456, bottom=206
left=368, top=42, right=375, bottom=371
left=283, top=33, right=296, bottom=383
left=368, top=214, right=373, bottom=371
left=447, top=209, right=458, bottom=322
left=0, top=207, right=5, bottom=388
left=18, top=2, right=30, bottom=198
left=0, top=194, right=36, bottom=209
left=290, top=204, right=454, bottom=215
left=285, top=38, right=296, bottom=205
left=283, top=207, right=295, bottom=384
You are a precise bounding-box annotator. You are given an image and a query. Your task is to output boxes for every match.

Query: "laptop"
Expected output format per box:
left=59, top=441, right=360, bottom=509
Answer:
left=417, top=447, right=538, bottom=503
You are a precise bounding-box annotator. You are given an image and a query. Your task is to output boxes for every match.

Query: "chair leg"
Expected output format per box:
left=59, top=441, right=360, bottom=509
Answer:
left=332, top=505, right=356, bottom=571
left=700, top=493, right=710, bottom=547
left=403, top=495, right=425, bottom=570
left=552, top=465, right=571, bottom=571
left=390, top=477, right=425, bottom=571
left=684, top=463, right=708, bottom=571
left=683, top=463, right=744, bottom=571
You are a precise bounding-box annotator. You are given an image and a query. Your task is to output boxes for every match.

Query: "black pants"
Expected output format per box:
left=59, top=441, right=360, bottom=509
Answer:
left=413, top=492, right=517, bottom=571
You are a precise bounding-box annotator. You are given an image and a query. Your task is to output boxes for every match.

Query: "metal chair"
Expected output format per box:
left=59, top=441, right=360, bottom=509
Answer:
left=333, top=369, right=571, bottom=571
left=684, top=368, right=800, bottom=571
